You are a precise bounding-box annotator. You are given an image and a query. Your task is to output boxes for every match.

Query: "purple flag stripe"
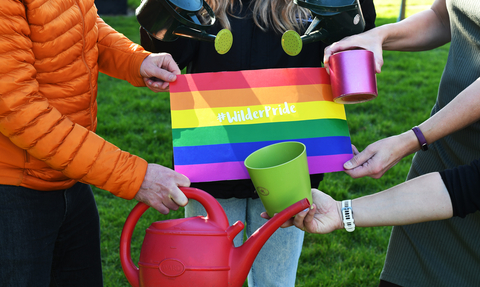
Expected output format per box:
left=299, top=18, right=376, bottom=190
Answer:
left=174, top=154, right=353, bottom=183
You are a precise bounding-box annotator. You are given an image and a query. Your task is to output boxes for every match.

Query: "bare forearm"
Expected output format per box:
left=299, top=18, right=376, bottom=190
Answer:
left=291, top=174, right=454, bottom=234
left=418, top=78, right=480, bottom=145
left=374, top=0, right=450, bottom=52
left=352, top=173, right=453, bottom=227
left=386, top=77, right=480, bottom=167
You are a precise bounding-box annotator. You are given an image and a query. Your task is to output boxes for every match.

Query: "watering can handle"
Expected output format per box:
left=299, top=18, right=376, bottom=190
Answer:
left=119, top=187, right=229, bottom=287
left=294, top=0, right=358, bottom=13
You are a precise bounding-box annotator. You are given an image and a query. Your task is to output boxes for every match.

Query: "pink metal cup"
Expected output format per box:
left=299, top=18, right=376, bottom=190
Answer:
left=329, top=49, right=378, bottom=104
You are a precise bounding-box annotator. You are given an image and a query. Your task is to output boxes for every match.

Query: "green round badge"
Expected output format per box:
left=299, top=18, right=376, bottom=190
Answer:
left=281, top=30, right=303, bottom=56
left=215, top=29, right=233, bottom=55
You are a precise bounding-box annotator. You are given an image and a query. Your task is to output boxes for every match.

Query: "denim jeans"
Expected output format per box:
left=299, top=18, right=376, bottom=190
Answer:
left=185, top=197, right=304, bottom=287
left=0, top=183, right=103, bottom=287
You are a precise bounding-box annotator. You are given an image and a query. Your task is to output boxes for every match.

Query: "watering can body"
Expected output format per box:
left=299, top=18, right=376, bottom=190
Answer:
left=120, top=187, right=310, bottom=287
left=282, top=0, right=365, bottom=56
left=298, top=0, right=365, bottom=45
left=138, top=217, right=233, bottom=286
left=136, top=0, right=216, bottom=42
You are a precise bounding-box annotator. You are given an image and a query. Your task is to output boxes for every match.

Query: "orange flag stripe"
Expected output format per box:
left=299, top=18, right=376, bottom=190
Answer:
left=170, top=84, right=333, bottom=110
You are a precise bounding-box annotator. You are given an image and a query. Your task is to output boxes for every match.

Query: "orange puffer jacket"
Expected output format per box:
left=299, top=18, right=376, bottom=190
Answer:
left=0, top=0, right=152, bottom=199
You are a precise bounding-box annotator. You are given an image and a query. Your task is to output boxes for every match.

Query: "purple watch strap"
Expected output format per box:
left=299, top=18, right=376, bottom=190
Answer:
left=412, top=126, right=428, bottom=151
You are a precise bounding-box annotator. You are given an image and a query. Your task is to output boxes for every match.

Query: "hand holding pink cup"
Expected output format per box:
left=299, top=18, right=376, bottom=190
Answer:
left=329, top=49, right=378, bottom=104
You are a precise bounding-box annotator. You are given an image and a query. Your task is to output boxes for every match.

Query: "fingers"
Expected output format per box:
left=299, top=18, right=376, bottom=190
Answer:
left=343, top=145, right=383, bottom=178
left=344, top=150, right=369, bottom=170
left=162, top=196, right=182, bottom=211
left=151, top=68, right=177, bottom=84
left=161, top=54, right=181, bottom=75
left=293, top=205, right=316, bottom=232
left=345, top=136, right=405, bottom=178
left=303, top=204, right=317, bottom=228
left=261, top=211, right=304, bottom=229
left=262, top=190, right=341, bottom=234
left=280, top=217, right=295, bottom=228
left=374, top=55, right=384, bottom=74
left=149, top=190, right=187, bottom=215
left=344, top=158, right=384, bottom=179
left=323, top=44, right=335, bottom=68
left=169, top=185, right=189, bottom=207
left=351, top=144, right=360, bottom=156
left=154, top=200, right=176, bottom=215
left=163, top=172, right=190, bottom=208
left=134, top=189, right=172, bottom=215
left=344, top=165, right=369, bottom=178
left=136, top=164, right=191, bottom=213
left=140, top=53, right=181, bottom=92
left=323, top=39, right=356, bottom=70
left=323, top=32, right=385, bottom=75
left=144, top=77, right=170, bottom=92
left=145, top=53, right=181, bottom=75
left=137, top=192, right=180, bottom=215
left=344, top=156, right=360, bottom=170
left=150, top=203, right=170, bottom=215
left=292, top=208, right=308, bottom=228
left=344, top=142, right=381, bottom=171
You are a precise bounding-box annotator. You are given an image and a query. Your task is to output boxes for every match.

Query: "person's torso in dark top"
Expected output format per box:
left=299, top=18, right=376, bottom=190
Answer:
left=440, top=158, right=480, bottom=218
left=141, top=0, right=376, bottom=73
left=141, top=0, right=376, bottom=198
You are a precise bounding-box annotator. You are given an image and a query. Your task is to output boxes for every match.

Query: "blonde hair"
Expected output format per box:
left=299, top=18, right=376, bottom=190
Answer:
left=207, top=0, right=311, bottom=34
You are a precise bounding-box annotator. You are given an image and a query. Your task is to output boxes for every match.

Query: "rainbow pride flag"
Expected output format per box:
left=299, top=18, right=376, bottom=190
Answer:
left=169, top=67, right=353, bottom=182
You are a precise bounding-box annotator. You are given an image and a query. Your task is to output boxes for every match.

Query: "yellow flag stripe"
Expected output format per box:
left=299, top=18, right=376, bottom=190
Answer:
left=171, top=101, right=346, bottom=129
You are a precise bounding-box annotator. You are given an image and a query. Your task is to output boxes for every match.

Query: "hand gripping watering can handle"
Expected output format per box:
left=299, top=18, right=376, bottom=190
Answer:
left=119, top=187, right=230, bottom=287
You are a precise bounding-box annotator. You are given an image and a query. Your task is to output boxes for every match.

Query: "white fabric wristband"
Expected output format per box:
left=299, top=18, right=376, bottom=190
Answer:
left=341, top=200, right=355, bottom=232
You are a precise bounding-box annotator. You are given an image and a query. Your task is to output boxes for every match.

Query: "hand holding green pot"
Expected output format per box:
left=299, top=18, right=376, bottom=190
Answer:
left=244, top=141, right=312, bottom=217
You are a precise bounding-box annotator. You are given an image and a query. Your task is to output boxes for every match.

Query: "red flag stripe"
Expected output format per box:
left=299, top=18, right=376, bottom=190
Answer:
left=170, top=67, right=331, bottom=93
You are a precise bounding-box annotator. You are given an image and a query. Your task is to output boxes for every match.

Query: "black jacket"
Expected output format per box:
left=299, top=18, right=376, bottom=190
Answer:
left=440, top=158, right=480, bottom=218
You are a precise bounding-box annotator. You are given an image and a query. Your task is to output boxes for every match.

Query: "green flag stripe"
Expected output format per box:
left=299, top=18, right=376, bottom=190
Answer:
left=172, top=118, right=349, bottom=146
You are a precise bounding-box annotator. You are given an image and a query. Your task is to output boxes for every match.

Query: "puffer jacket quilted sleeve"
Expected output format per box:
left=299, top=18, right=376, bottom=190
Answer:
left=0, top=0, right=151, bottom=199
left=96, top=16, right=151, bottom=87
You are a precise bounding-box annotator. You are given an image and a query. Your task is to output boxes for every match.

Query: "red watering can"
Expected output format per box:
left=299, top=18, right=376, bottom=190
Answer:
left=120, top=187, right=310, bottom=287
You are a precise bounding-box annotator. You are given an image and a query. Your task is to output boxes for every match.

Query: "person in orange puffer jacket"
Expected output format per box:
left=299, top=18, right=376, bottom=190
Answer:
left=0, top=1, right=190, bottom=286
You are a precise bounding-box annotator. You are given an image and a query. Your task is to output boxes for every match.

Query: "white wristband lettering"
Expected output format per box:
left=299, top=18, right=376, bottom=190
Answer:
left=341, top=200, right=355, bottom=232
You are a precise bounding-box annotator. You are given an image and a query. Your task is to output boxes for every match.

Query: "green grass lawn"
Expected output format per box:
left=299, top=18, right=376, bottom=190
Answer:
left=96, top=1, right=443, bottom=286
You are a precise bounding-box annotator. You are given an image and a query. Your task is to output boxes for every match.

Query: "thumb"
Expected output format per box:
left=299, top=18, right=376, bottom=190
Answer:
left=344, top=153, right=367, bottom=170
left=158, top=54, right=181, bottom=76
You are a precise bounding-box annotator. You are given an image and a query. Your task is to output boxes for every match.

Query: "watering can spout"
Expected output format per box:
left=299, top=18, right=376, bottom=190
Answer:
left=229, top=198, right=310, bottom=284
left=300, top=17, right=327, bottom=45
left=173, top=25, right=216, bottom=42
left=136, top=0, right=233, bottom=54
left=301, top=31, right=328, bottom=45
left=281, top=0, right=365, bottom=56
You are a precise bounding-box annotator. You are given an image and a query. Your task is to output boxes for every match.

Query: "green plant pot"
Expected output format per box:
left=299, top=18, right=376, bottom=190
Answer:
left=245, top=141, right=312, bottom=217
